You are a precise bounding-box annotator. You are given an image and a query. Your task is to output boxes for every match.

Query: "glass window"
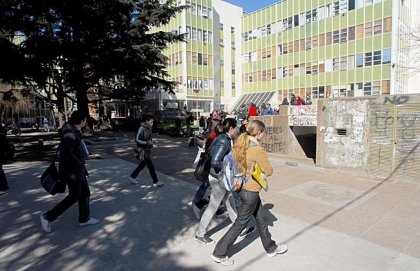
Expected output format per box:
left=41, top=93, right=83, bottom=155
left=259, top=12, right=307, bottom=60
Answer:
left=373, top=51, right=381, bottom=65
left=203, top=54, right=208, bottom=66
left=382, top=80, right=390, bottom=94
left=333, top=2, right=340, bottom=16
left=356, top=24, right=364, bottom=39
left=384, top=17, right=392, bottom=33
left=333, top=58, right=340, bottom=71
left=319, top=33, right=325, bottom=46
left=363, top=82, right=372, bottom=96
left=192, top=28, right=197, bottom=40
left=365, top=52, right=373, bottom=66
left=348, top=55, right=355, bottom=69
left=365, top=22, right=372, bottom=37
left=192, top=52, right=198, bottom=64
left=333, top=30, right=340, bottom=43
left=340, top=28, right=347, bottom=42
left=340, top=57, right=347, bottom=70
left=373, top=81, right=381, bottom=95
left=348, top=26, right=355, bottom=40
left=326, top=32, right=332, bottom=45
left=186, top=26, right=191, bottom=39
left=356, top=53, right=364, bottom=67
left=382, top=48, right=391, bottom=64
left=374, top=19, right=382, bottom=35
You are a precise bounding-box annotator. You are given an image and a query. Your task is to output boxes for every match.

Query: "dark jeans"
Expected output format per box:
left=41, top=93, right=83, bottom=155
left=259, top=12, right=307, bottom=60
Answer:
left=45, top=177, right=91, bottom=223
left=213, top=189, right=277, bottom=257
left=192, top=181, right=209, bottom=208
left=0, top=163, right=9, bottom=191
left=130, top=150, right=158, bottom=183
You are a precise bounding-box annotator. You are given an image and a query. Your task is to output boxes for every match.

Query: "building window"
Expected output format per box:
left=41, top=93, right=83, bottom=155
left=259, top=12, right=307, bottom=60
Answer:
left=220, top=81, right=224, bottom=88
left=382, top=48, right=391, bottom=64
left=333, top=1, right=340, bottom=16
left=363, top=82, right=372, bottom=96
left=333, top=30, right=340, bottom=43
left=326, top=32, right=332, bottom=45
left=192, top=52, right=198, bottom=65
left=374, top=19, right=382, bottom=35
left=339, top=57, right=347, bottom=70
left=348, top=26, right=355, bottom=40
left=382, top=80, right=390, bottom=94
left=203, top=54, right=208, bottom=66
left=340, top=28, right=347, bottom=42
left=319, top=33, right=325, bottom=46
left=333, top=58, right=340, bottom=71
left=220, top=23, right=223, bottom=31
left=198, top=53, right=203, bottom=65
left=356, top=53, right=364, bottom=67
left=373, top=81, right=381, bottom=95
left=365, top=52, right=373, bottom=66
left=384, top=17, right=392, bottom=33
left=356, top=24, right=364, bottom=39
left=232, top=82, right=235, bottom=89
left=365, top=22, right=372, bottom=37
left=348, top=55, right=355, bottom=69
left=373, top=51, right=381, bottom=65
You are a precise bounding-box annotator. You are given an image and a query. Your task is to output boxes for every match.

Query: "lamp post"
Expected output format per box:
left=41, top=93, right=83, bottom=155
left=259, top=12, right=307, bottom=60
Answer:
left=193, top=89, right=200, bottom=119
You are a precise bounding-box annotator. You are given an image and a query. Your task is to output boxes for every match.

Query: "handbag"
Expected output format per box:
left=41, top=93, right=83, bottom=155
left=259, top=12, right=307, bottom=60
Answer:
left=40, top=145, right=66, bottom=195
left=135, top=147, right=145, bottom=161
left=252, top=163, right=268, bottom=191
left=192, top=146, right=205, bottom=169
left=194, top=151, right=212, bottom=182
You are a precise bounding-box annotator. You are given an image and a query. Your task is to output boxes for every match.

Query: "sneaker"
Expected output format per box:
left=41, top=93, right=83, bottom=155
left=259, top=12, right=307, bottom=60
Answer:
left=192, top=203, right=201, bottom=219
left=78, top=217, right=100, bottom=227
left=40, top=213, right=51, bottom=233
left=0, top=189, right=9, bottom=195
left=267, top=244, right=288, bottom=257
left=195, top=235, right=214, bottom=244
left=239, top=226, right=255, bottom=239
left=129, top=176, right=138, bottom=184
left=152, top=181, right=164, bottom=188
left=211, top=254, right=234, bottom=266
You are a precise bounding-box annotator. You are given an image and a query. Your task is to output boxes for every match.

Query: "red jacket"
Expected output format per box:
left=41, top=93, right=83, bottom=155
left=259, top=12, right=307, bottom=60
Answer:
left=248, top=105, right=257, bottom=116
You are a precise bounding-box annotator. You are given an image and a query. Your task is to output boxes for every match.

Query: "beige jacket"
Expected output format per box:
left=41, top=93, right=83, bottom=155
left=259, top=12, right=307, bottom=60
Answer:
left=243, top=136, right=273, bottom=192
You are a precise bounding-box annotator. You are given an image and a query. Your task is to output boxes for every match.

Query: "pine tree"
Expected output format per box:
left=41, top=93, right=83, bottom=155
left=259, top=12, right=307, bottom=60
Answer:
left=0, top=0, right=185, bottom=117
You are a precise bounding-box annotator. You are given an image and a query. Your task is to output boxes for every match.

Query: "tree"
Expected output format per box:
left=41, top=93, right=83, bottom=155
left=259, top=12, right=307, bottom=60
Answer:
left=0, top=0, right=185, bottom=118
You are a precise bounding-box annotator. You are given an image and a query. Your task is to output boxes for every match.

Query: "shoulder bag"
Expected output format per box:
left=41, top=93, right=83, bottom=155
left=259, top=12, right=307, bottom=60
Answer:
left=40, top=145, right=66, bottom=195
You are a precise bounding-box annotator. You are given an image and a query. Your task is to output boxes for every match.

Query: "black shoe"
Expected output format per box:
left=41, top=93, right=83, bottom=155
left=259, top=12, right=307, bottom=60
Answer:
left=195, top=235, right=214, bottom=244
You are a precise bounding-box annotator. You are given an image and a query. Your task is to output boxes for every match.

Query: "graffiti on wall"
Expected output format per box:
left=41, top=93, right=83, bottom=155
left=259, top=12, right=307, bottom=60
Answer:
left=288, top=105, right=317, bottom=126
left=260, top=126, right=285, bottom=153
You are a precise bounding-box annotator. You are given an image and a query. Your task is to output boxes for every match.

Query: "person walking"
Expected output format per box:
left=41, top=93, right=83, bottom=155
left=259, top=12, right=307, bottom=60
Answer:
left=40, top=110, right=100, bottom=233
left=0, top=123, right=9, bottom=195
left=211, top=120, right=288, bottom=265
left=129, top=115, right=163, bottom=187
left=195, top=118, right=239, bottom=244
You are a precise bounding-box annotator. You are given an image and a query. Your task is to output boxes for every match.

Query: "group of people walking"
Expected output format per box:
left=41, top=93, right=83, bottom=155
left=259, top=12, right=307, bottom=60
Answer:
left=2, top=108, right=287, bottom=266
left=191, top=116, right=288, bottom=265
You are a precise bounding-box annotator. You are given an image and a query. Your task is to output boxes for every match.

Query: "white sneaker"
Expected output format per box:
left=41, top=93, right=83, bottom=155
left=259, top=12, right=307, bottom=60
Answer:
left=40, top=213, right=51, bottom=233
left=129, top=176, right=138, bottom=184
left=78, top=217, right=100, bottom=227
left=152, top=181, right=164, bottom=187
left=267, top=244, right=288, bottom=257
left=211, top=254, right=234, bottom=266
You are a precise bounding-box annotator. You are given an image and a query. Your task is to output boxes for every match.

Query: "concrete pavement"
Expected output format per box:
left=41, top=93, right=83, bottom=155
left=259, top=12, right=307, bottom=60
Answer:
left=0, top=138, right=419, bottom=271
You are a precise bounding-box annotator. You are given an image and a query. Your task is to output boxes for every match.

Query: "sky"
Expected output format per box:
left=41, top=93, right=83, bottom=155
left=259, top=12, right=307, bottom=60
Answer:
left=224, top=0, right=279, bottom=13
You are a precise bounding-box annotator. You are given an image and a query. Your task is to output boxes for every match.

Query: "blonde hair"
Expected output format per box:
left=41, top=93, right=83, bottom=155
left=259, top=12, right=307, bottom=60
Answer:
left=232, top=120, right=266, bottom=174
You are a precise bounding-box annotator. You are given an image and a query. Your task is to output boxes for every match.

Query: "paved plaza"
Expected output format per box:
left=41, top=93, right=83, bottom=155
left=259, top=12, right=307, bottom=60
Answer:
left=0, top=135, right=419, bottom=271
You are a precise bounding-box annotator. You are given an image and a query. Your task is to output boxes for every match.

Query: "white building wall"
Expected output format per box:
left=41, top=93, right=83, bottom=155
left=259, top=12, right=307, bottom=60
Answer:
left=408, top=0, right=420, bottom=93
left=212, top=0, right=243, bottom=111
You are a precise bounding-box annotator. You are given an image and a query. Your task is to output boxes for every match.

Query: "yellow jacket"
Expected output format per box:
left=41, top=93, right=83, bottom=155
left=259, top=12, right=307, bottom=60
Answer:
left=243, top=136, right=273, bottom=192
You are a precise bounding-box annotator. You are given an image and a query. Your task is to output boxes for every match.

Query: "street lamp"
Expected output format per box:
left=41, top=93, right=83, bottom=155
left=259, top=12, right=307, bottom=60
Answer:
left=193, top=89, right=200, bottom=119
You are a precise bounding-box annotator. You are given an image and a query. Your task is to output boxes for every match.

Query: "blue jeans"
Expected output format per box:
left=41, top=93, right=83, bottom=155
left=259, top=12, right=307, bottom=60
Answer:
left=213, top=189, right=277, bottom=257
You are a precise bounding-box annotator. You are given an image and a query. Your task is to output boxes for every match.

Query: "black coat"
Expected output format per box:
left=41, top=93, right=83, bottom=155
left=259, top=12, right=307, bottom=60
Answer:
left=58, top=123, right=86, bottom=182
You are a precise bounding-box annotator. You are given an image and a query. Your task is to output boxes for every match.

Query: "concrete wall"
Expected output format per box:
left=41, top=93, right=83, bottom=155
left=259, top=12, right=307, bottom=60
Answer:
left=317, top=94, right=420, bottom=182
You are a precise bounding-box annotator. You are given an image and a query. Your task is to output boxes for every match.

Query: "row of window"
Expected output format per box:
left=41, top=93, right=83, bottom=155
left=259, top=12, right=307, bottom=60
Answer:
left=185, top=27, right=213, bottom=43
left=243, top=0, right=383, bottom=41
left=185, top=1, right=211, bottom=19
left=242, top=17, right=391, bottom=63
left=243, top=48, right=391, bottom=82
left=279, top=79, right=390, bottom=100
left=186, top=51, right=211, bottom=66
left=186, top=78, right=213, bottom=90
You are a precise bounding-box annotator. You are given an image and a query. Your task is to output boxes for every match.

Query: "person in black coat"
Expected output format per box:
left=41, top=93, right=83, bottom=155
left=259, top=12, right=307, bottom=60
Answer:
left=0, top=123, right=9, bottom=194
left=40, top=110, right=99, bottom=233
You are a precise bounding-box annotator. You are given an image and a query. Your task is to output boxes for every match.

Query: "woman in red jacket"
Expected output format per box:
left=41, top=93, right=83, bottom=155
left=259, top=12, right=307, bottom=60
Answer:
left=248, top=103, right=258, bottom=116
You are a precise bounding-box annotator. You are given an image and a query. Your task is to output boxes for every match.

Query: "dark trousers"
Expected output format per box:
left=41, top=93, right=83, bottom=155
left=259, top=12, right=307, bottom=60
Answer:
left=45, top=177, right=91, bottom=223
left=0, top=163, right=9, bottom=191
left=213, top=189, right=277, bottom=257
left=130, top=150, right=158, bottom=183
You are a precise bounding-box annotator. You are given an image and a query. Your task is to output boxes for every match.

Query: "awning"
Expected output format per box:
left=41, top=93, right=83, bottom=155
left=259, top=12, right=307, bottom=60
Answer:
left=230, top=91, right=276, bottom=113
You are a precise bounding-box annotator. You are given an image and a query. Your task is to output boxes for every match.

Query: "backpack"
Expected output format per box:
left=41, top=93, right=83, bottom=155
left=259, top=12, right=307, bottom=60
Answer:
left=220, top=152, right=248, bottom=191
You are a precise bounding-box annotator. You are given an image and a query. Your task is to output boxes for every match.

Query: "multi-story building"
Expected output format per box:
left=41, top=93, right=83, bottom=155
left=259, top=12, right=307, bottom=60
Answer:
left=155, top=0, right=242, bottom=115
left=157, top=0, right=410, bottom=114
